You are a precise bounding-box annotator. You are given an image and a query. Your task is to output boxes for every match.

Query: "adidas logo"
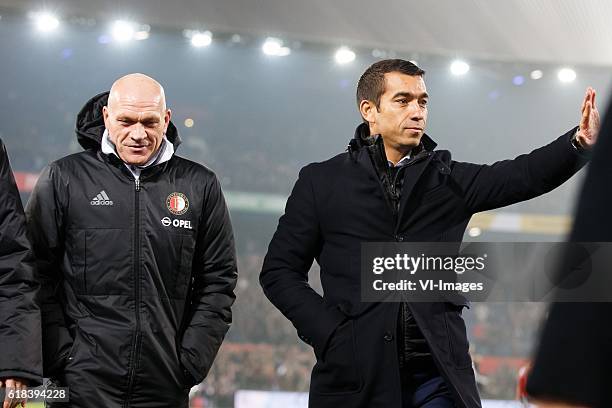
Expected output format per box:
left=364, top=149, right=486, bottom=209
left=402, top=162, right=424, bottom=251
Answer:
left=90, top=190, right=114, bottom=206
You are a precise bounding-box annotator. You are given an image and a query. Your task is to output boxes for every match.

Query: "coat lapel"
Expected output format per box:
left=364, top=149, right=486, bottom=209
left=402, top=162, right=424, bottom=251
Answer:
left=396, top=153, right=435, bottom=232
left=396, top=133, right=438, bottom=232
left=348, top=125, right=439, bottom=234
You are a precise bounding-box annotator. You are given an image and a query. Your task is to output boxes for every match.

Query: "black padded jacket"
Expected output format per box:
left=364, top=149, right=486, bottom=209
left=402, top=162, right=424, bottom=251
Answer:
left=25, top=92, right=237, bottom=408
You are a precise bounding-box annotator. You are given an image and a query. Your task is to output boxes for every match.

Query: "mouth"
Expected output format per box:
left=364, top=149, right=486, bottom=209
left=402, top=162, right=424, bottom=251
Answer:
left=126, top=146, right=148, bottom=153
left=405, top=127, right=423, bottom=132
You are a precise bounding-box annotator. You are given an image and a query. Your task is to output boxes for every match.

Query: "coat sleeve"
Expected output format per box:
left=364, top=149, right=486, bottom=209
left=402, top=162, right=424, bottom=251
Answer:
left=259, top=165, right=346, bottom=358
left=450, top=127, right=590, bottom=214
left=0, top=140, right=42, bottom=385
left=179, top=175, right=237, bottom=385
left=24, top=164, right=73, bottom=378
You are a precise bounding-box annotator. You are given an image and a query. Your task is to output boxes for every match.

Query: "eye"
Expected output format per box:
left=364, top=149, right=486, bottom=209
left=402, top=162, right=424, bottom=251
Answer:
left=396, top=98, right=408, bottom=104
left=420, top=99, right=428, bottom=107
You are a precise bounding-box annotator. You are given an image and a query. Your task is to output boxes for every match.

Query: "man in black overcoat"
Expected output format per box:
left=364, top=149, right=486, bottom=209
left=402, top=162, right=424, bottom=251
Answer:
left=260, top=59, right=600, bottom=408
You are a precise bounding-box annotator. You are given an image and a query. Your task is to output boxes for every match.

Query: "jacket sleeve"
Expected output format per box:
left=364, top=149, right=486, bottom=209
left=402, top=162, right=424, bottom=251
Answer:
left=450, top=127, right=590, bottom=214
left=259, top=165, right=346, bottom=358
left=0, top=140, right=43, bottom=385
left=24, top=164, right=72, bottom=378
left=179, top=175, right=237, bottom=384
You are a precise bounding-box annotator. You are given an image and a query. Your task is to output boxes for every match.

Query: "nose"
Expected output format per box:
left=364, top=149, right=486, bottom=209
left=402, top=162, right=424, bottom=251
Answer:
left=409, top=101, right=425, bottom=121
left=130, top=123, right=147, bottom=142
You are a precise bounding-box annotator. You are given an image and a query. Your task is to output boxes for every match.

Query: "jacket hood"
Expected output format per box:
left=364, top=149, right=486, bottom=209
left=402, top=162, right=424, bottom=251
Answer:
left=348, top=122, right=437, bottom=153
left=75, top=91, right=182, bottom=151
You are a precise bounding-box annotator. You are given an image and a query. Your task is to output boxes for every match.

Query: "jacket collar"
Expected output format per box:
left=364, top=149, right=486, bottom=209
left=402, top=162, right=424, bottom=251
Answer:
left=347, top=122, right=437, bottom=157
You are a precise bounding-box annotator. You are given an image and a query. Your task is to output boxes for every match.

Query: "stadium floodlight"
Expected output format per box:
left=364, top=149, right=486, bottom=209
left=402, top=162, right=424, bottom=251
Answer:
left=34, top=12, right=60, bottom=32
left=334, top=47, right=356, bottom=65
left=276, top=46, right=291, bottom=56
left=134, top=31, right=150, bottom=41
left=191, top=31, right=212, bottom=47
left=513, top=75, right=525, bottom=86
left=134, top=24, right=151, bottom=41
left=468, top=227, right=482, bottom=237
left=450, top=60, right=470, bottom=76
left=111, top=20, right=136, bottom=42
left=530, top=70, right=543, bottom=80
left=557, top=68, right=576, bottom=83
left=262, top=37, right=291, bottom=56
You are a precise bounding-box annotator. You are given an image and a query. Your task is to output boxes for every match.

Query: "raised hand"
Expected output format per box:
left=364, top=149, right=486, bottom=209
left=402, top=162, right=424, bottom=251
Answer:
left=575, top=87, right=600, bottom=149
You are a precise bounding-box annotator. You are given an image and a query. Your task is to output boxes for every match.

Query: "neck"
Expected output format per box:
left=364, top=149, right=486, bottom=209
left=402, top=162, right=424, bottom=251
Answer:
left=383, top=143, right=410, bottom=165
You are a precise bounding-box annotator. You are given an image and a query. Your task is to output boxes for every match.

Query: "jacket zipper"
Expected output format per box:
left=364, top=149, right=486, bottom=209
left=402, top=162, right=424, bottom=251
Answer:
left=391, top=151, right=431, bottom=218
left=124, top=178, right=142, bottom=407
left=391, top=152, right=430, bottom=370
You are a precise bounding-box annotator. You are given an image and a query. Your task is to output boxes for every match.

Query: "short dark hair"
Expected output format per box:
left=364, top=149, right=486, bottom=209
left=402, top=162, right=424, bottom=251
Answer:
left=356, top=59, right=425, bottom=111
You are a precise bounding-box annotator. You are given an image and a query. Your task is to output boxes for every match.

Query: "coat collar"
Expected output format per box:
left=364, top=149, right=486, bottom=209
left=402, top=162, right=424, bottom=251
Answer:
left=347, top=122, right=438, bottom=157
left=348, top=123, right=438, bottom=234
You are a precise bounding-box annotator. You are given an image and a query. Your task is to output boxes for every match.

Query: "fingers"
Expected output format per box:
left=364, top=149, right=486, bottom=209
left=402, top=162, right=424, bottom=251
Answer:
left=581, top=87, right=597, bottom=114
left=3, top=379, right=14, bottom=408
left=580, top=89, right=588, bottom=113
left=580, top=100, right=591, bottom=130
left=15, top=381, right=26, bottom=408
left=2, top=379, right=26, bottom=408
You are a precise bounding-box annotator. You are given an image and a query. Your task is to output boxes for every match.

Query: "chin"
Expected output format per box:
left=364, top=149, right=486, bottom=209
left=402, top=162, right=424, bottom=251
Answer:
left=121, top=155, right=149, bottom=166
left=400, top=138, right=421, bottom=149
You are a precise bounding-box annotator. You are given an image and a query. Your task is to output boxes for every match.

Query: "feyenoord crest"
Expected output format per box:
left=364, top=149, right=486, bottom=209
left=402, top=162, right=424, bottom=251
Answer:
left=166, top=192, right=189, bottom=215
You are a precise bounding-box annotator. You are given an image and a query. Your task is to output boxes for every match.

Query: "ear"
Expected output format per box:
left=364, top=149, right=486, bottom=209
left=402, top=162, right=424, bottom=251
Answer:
left=102, top=106, right=110, bottom=128
left=163, top=109, right=172, bottom=134
left=359, top=99, right=377, bottom=124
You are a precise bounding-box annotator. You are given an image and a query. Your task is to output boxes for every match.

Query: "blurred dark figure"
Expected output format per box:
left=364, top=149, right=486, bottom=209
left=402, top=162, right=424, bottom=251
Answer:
left=527, top=98, right=612, bottom=407
left=0, top=139, right=42, bottom=408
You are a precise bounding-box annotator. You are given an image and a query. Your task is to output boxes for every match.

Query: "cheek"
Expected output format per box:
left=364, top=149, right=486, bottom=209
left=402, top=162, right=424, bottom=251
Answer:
left=147, top=131, right=163, bottom=146
left=108, top=127, right=122, bottom=143
left=114, top=130, right=129, bottom=145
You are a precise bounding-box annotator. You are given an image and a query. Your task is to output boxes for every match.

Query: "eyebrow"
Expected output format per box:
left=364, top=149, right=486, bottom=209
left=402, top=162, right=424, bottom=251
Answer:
left=391, top=91, right=429, bottom=100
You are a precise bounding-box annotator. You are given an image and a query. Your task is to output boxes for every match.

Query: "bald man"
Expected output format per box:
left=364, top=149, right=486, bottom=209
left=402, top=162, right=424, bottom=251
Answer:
left=25, top=74, right=237, bottom=407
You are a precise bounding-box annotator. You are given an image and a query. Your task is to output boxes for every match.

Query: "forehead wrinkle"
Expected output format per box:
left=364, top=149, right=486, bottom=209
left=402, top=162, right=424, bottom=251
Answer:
left=115, top=110, right=162, bottom=119
left=108, top=97, right=165, bottom=115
